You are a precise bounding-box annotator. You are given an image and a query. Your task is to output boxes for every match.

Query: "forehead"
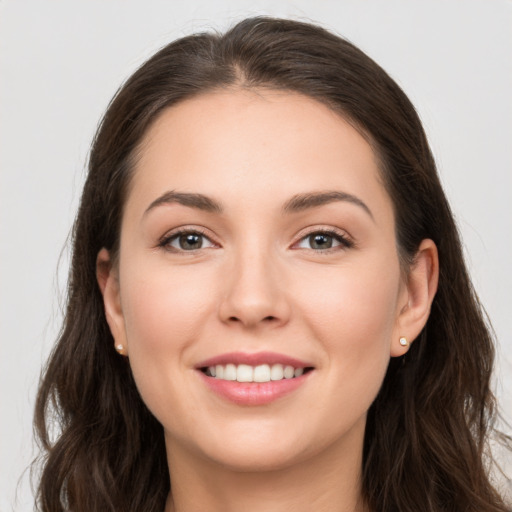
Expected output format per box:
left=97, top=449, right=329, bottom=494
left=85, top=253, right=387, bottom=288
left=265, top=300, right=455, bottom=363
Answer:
left=127, top=89, right=391, bottom=220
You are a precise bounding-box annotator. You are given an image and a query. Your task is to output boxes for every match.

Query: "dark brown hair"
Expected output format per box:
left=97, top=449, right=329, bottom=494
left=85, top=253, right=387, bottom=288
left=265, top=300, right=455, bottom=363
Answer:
left=34, top=16, right=511, bottom=512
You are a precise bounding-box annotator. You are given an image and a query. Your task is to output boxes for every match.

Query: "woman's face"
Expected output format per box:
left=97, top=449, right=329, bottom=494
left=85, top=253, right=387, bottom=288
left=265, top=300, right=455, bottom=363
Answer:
left=103, top=89, right=412, bottom=471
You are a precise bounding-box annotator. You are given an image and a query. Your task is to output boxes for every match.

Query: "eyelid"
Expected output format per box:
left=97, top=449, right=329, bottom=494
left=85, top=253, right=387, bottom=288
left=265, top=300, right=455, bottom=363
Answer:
left=157, top=226, right=218, bottom=252
left=156, top=224, right=354, bottom=253
left=291, top=226, right=354, bottom=251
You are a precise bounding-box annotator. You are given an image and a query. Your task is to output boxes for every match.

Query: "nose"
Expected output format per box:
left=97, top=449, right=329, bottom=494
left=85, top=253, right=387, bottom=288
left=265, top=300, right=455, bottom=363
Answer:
left=218, top=247, right=291, bottom=329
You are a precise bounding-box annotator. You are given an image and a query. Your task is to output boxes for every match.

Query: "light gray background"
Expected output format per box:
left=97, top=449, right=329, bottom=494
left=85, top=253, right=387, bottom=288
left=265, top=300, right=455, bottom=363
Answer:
left=1, top=1, right=511, bottom=510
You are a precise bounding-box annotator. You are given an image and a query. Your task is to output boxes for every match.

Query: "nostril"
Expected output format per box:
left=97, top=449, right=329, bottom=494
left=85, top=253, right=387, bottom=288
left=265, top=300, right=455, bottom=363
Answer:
left=228, top=315, right=276, bottom=322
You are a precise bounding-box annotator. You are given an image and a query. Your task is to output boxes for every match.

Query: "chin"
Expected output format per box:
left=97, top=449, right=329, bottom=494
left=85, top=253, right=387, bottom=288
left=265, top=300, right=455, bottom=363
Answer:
left=167, top=420, right=314, bottom=473
left=205, top=443, right=307, bottom=473
left=191, top=420, right=344, bottom=473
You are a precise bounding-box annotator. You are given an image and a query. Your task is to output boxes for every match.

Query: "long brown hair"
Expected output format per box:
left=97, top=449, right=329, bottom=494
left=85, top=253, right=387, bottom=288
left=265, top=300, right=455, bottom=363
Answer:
left=34, top=16, right=511, bottom=512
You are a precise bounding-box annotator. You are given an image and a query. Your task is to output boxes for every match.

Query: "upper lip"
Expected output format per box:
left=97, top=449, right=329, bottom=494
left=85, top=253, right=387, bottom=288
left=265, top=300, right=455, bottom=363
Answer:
left=195, top=351, right=313, bottom=369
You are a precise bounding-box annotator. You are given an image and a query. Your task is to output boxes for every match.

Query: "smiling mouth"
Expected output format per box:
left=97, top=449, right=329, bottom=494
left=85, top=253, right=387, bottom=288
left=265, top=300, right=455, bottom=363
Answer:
left=200, top=364, right=314, bottom=383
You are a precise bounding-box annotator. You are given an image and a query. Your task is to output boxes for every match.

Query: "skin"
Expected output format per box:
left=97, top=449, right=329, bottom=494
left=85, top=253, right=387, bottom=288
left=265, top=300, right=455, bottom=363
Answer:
left=97, top=89, right=438, bottom=512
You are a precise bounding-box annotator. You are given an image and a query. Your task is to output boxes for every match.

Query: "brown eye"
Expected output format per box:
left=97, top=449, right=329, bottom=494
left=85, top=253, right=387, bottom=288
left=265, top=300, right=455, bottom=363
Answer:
left=295, top=230, right=353, bottom=251
left=177, top=233, right=203, bottom=250
left=160, top=230, right=216, bottom=252
left=309, top=233, right=334, bottom=250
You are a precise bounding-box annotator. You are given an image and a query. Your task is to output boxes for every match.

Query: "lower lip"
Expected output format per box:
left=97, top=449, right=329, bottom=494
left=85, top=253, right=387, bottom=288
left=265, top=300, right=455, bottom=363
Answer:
left=198, top=371, right=312, bottom=406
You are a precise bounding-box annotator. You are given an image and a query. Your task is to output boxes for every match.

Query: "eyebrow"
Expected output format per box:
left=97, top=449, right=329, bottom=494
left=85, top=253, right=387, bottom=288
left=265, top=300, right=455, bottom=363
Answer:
left=144, top=191, right=223, bottom=215
left=144, top=190, right=374, bottom=220
left=282, top=191, right=374, bottom=220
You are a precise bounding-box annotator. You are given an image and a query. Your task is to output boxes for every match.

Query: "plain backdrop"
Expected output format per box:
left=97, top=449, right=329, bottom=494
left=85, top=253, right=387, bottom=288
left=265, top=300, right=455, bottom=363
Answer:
left=1, top=0, right=511, bottom=510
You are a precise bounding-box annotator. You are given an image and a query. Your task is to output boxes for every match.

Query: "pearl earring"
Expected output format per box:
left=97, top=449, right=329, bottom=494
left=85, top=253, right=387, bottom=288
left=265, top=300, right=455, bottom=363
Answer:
left=115, top=344, right=124, bottom=353
left=399, top=337, right=408, bottom=347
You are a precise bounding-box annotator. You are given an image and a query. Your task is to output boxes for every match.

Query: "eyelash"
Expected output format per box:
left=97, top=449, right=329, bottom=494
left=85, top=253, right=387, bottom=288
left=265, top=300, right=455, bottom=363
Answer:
left=294, top=228, right=354, bottom=252
left=157, top=227, right=354, bottom=254
left=158, top=228, right=214, bottom=253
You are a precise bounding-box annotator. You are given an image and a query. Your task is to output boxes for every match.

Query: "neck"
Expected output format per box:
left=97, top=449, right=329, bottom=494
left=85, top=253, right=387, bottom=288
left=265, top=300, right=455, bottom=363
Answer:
left=163, top=425, right=367, bottom=512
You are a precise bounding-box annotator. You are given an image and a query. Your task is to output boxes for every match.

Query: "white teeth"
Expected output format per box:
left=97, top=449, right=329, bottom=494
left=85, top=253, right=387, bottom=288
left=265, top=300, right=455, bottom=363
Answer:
left=270, top=364, right=284, bottom=380
left=224, top=364, right=237, bottom=381
left=206, top=363, right=307, bottom=382
left=253, top=364, right=271, bottom=382
left=283, top=365, right=295, bottom=379
left=236, top=364, right=253, bottom=382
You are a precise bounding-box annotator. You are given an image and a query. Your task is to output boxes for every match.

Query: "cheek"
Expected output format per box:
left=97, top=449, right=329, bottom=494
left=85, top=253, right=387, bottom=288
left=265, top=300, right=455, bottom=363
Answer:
left=121, top=262, right=213, bottom=350
left=296, top=256, right=400, bottom=399
left=300, top=255, right=399, bottom=336
left=120, top=259, right=222, bottom=431
left=118, top=259, right=216, bottom=416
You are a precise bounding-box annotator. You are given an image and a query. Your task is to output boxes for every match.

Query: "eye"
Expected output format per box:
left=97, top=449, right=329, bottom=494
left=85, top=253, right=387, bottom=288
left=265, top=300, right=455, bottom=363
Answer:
left=295, top=229, right=353, bottom=251
left=159, top=229, right=216, bottom=252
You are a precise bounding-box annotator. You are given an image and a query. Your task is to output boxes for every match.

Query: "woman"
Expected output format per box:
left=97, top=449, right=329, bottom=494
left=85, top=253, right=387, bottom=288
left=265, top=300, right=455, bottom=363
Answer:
left=34, top=16, right=511, bottom=512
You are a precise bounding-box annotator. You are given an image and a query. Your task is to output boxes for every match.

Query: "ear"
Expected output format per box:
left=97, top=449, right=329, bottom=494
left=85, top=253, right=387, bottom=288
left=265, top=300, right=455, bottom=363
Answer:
left=96, top=248, right=128, bottom=356
left=391, top=239, right=439, bottom=357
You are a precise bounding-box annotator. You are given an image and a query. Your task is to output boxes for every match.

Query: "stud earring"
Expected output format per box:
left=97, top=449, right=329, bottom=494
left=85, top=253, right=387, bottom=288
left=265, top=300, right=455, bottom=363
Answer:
left=115, top=344, right=124, bottom=353
left=399, top=337, right=408, bottom=347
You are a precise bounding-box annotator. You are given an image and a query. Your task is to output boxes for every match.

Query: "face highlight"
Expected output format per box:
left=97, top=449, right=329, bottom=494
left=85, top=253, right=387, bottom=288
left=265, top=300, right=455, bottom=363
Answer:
left=101, top=89, right=413, bottom=473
